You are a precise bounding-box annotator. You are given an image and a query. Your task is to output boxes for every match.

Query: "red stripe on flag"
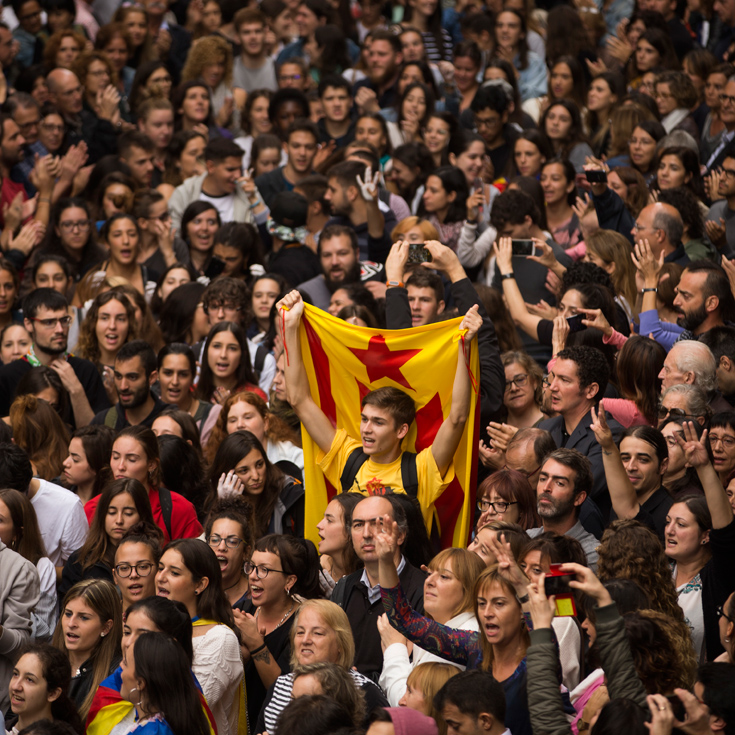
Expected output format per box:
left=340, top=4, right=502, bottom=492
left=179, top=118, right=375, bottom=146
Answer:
left=414, top=393, right=443, bottom=451
left=304, top=316, right=337, bottom=425
left=434, top=476, right=466, bottom=548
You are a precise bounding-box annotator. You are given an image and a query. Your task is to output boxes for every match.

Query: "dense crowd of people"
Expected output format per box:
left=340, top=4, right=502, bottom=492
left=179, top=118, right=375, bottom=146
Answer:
left=1, top=0, right=735, bottom=733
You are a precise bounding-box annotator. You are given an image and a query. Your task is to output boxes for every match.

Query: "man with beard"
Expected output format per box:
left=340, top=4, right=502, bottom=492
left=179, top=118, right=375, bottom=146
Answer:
left=527, top=448, right=600, bottom=570
left=353, top=30, right=403, bottom=114
left=91, top=340, right=170, bottom=429
left=672, top=261, right=735, bottom=340
left=538, top=345, right=622, bottom=522
left=298, top=224, right=384, bottom=310
left=324, top=159, right=395, bottom=262
left=0, top=288, right=109, bottom=426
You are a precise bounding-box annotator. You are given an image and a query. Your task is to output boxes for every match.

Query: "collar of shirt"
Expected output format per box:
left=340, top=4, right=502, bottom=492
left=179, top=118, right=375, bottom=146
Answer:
left=361, top=555, right=406, bottom=604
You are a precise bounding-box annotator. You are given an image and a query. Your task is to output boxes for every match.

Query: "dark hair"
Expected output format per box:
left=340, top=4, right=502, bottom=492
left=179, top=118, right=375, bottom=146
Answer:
left=118, top=130, right=156, bottom=159
left=268, top=88, right=309, bottom=127
left=201, top=275, right=252, bottom=320
left=172, top=80, right=214, bottom=130
left=78, top=478, right=156, bottom=571
left=391, top=142, right=434, bottom=203
left=508, top=176, right=548, bottom=230
left=129, top=60, right=170, bottom=113
left=422, top=165, right=468, bottom=223
left=22, top=287, right=68, bottom=320
left=203, top=495, right=254, bottom=554
left=656, top=146, right=704, bottom=199
left=14, top=365, right=69, bottom=422
left=546, top=7, right=593, bottom=65
left=115, top=338, right=157, bottom=379
left=132, top=633, right=211, bottom=735
left=633, top=29, right=679, bottom=78
left=181, top=201, right=221, bottom=255
left=657, top=187, right=704, bottom=241
left=697, top=662, right=735, bottom=730
left=313, top=26, right=351, bottom=75
left=541, top=448, right=594, bottom=500
left=541, top=158, right=577, bottom=206
left=196, top=321, right=258, bottom=402
left=398, top=82, right=434, bottom=130
left=206, top=431, right=285, bottom=536
left=161, top=130, right=207, bottom=187
left=495, top=9, right=529, bottom=69
left=477, top=469, right=540, bottom=530
left=273, top=695, right=354, bottom=735
left=158, top=282, right=206, bottom=344
left=16, top=644, right=83, bottom=734
left=592, top=699, right=648, bottom=735
left=213, top=221, right=264, bottom=276
left=124, top=596, right=193, bottom=663
left=490, top=188, right=540, bottom=230
left=115, top=425, right=161, bottom=485
left=555, top=345, right=610, bottom=400
left=241, top=89, right=273, bottom=136
left=254, top=533, right=324, bottom=598
left=541, top=99, right=588, bottom=159
left=513, top=129, right=554, bottom=173
left=76, top=291, right=137, bottom=369
left=157, top=342, right=196, bottom=374
left=204, top=137, right=244, bottom=163
left=251, top=133, right=283, bottom=171
left=158, top=434, right=207, bottom=518
left=700, top=325, right=735, bottom=363
left=471, top=84, right=510, bottom=116
left=616, top=337, right=667, bottom=425
left=0, top=488, right=47, bottom=564
left=549, top=55, right=587, bottom=110
left=0, top=442, right=33, bottom=491
left=434, top=669, right=506, bottom=722
left=165, top=539, right=239, bottom=634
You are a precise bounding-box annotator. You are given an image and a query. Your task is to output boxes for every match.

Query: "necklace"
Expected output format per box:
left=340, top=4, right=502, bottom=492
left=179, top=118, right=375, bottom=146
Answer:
left=255, top=601, right=295, bottom=631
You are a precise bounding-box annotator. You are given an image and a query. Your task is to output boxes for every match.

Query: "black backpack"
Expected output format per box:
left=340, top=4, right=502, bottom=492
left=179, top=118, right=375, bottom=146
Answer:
left=339, top=448, right=419, bottom=496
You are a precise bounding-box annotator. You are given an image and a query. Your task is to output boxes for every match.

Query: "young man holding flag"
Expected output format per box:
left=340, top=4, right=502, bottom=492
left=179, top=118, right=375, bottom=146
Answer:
left=276, top=284, right=482, bottom=507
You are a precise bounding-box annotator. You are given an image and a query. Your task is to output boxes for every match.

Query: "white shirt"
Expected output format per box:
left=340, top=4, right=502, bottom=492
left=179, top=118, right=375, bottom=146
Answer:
left=30, top=479, right=88, bottom=567
left=200, top=191, right=235, bottom=224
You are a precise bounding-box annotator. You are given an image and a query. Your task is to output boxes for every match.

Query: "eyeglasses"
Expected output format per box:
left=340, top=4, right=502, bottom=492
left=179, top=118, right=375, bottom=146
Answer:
left=720, top=94, right=735, bottom=105
left=709, top=433, right=735, bottom=449
left=279, top=74, right=303, bottom=81
left=475, top=116, right=500, bottom=129
left=722, top=167, right=735, bottom=180
left=657, top=406, right=695, bottom=420
left=59, top=219, right=92, bottom=232
left=29, top=316, right=73, bottom=328
left=208, top=534, right=245, bottom=549
left=88, top=69, right=111, bottom=77
left=114, top=562, right=155, bottom=577
left=60, top=85, right=83, bottom=98
left=203, top=301, right=242, bottom=315
left=477, top=499, right=519, bottom=513
left=19, top=9, right=41, bottom=20
left=17, top=119, right=40, bottom=131
left=717, top=604, right=733, bottom=622
left=504, top=374, right=529, bottom=391
left=244, top=562, right=288, bottom=579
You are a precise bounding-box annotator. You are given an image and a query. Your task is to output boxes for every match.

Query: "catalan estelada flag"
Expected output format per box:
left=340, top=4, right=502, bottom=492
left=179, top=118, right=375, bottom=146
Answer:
left=299, top=304, right=480, bottom=549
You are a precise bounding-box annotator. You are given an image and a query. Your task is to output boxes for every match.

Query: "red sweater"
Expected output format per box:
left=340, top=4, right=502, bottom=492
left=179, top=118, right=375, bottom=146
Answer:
left=85, top=486, right=201, bottom=544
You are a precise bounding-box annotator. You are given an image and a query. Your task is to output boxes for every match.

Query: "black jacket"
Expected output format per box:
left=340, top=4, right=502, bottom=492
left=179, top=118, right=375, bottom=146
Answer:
left=384, top=277, right=506, bottom=429
left=331, top=560, right=425, bottom=682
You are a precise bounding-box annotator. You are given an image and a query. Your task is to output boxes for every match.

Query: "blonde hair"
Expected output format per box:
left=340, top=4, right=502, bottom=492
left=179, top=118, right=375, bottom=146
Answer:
left=289, top=599, right=355, bottom=670
left=181, top=36, right=233, bottom=87
left=585, top=230, right=638, bottom=311
left=391, top=216, right=440, bottom=242
left=52, top=579, right=123, bottom=720
left=406, top=662, right=461, bottom=735
left=428, top=548, right=485, bottom=620
left=9, top=395, right=70, bottom=480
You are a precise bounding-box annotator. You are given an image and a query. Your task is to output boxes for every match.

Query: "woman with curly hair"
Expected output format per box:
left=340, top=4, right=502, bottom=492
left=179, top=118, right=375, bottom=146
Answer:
left=75, top=291, right=137, bottom=403
left=233, top=89, right=275, bottom=169
left=204, top=391, right=303, bottom=478
left=9, top=395, right=70, bottom=481
left=42, top=29, right=86, bottom=70
left=500, top=351, right=544, bottom=430
left=597, top=519, right=685, bottom=623
left=181, top=36, right=235, bottom=131
left=72, top=51, right=122, bottom=130
left=96, top=22, right=136, bottom=101
left=129, top=60, right=173, bottom=113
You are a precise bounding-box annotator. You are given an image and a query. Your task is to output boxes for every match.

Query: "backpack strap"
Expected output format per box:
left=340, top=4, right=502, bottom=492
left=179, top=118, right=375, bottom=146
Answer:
left=340, top=447, right=368, bottom=492
left=158, top=485, right=174, bottom=541
left=253, top=343, right=268, bottom=381
left=400, top=452, right=419, bottom=497
left=103, top=407, right=118, bottom=429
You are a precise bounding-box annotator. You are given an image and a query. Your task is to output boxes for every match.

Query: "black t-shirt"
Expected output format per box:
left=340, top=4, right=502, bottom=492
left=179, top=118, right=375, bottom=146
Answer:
left=0, top=355, right=110, bottom=422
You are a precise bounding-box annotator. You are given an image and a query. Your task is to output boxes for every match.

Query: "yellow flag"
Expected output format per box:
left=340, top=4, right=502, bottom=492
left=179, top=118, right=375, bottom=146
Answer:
left=298, top=303, right=480, bottom=549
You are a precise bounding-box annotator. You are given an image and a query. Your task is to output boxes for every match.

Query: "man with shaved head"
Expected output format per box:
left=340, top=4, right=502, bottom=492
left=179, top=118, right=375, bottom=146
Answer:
left=632, top=202, right=691, bottom=266
left=46, top=68, right=119, bottom=163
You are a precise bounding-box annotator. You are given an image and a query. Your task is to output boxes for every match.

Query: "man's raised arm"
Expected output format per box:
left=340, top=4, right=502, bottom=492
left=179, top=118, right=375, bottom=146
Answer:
left=277, top=290, right=337, bottom=454
left=431, top=305, right=482, bottom=476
